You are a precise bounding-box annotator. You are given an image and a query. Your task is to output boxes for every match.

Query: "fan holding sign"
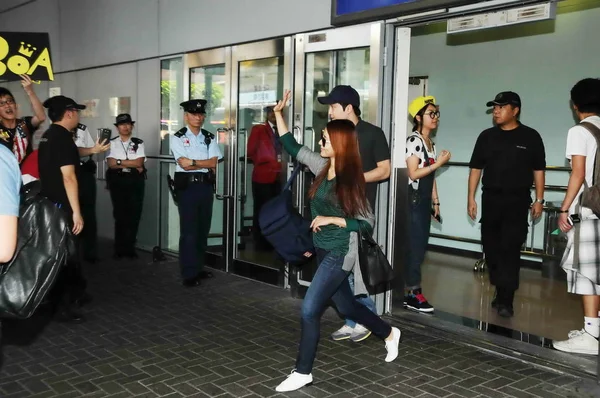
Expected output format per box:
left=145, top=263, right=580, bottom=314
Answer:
left=0, top=73, right=46, bottom=163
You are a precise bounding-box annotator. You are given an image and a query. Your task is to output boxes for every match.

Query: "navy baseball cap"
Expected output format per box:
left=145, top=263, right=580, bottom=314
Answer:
left=486, top=91, right=521, bottom=108
left=318, top=85, right=361, bottom=108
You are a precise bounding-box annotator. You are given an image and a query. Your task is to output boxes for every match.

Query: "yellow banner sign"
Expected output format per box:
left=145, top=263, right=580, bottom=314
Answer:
left=0, top=32, right=54, bottom=82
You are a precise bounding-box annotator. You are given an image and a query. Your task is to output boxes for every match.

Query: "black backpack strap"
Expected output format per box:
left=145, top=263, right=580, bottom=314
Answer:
left=283, top=163, right=302, bottom=191
left=579, top=121, right=600, bottom=187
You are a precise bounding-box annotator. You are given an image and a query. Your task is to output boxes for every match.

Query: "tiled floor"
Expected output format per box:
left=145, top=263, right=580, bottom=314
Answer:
left=1, top=251, right=599, bottom=397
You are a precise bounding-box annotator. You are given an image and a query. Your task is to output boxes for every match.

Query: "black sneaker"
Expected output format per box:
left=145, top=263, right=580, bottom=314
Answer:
left=497, top=304, right=514, bottom=318
left=404, top=290, right=434, bottom=313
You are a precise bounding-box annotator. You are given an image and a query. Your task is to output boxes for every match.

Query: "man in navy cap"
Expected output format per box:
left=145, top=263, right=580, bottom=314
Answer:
left=247, top=104, right=282, bottom=250
left=468, top=91, right=546, bottom=317
left=318, top=85, right=391, bottom=343
left=170, top=99, right=223, bottom=287
left=39, top=95, right=89, bottom=323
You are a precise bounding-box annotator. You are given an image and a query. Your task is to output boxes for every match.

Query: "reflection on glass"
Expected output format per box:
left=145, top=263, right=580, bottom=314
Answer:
left=160, top=58, right=183, bottom=155
left=189, top=65, right=227, bottom=256
left=237, top=57, right=284, bottom=269
left=337, top=48, right=371, bottom=122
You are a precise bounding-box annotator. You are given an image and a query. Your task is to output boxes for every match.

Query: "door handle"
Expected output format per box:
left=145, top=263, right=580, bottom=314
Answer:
left=215, top=127, right=233, bottom=200
left=306, top=127, right=315, bottom=152
left=239, top=128, right=248, bottom=203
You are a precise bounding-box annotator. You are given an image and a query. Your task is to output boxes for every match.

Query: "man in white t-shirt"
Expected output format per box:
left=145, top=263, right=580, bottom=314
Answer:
left=553, top=78, right=600, bottom=355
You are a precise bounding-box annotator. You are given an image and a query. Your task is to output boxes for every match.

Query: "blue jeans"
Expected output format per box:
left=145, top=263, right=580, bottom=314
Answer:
left=406, top=187, right=432, bottom=289
left=344, top=273, right=377, bottom=328
left=295, top=249, right=392, bottom=374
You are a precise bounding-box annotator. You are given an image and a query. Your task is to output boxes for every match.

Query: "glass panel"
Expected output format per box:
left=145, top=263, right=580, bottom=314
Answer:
left=190, top=65, right=227, bottom=256
left=337, top=48, right=371, bottom=122
left=236, top=57, right=284, bottom=269
left=159, top=161, right=180, bottom=252
left=160, top=57, right=183, bottom=155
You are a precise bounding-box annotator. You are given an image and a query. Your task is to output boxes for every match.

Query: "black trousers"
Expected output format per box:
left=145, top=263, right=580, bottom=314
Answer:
left=252, top=180, right=281, bottom=250
left=107, top=172, right=145, bottom=256
left=481, top=191, right=531, bottom=292
left=78, top=169, right=98, bottom=261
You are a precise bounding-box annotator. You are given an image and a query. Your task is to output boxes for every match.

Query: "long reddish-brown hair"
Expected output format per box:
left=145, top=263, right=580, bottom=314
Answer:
left=308, top=119, right=369, bottom=217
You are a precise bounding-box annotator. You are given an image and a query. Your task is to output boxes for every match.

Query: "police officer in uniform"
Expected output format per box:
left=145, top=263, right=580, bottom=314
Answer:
left=106, top=114, right=146, bottom=259
left=74, top=123, right=110, bottom=263
left=170, top=99, right=223, bottom=287
left=468, top=92, right=546, bottom=318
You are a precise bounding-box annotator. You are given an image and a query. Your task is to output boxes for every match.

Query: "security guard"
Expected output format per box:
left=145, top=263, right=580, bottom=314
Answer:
left=170, top=99, right=223, bottom=287
left=74, top=123, right=110, bottom=263
left=106, top=114, right=146, bottom=259
left=468, top=91, right=546, bottom=318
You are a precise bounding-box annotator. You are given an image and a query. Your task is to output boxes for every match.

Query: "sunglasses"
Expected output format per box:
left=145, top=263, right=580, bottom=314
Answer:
left=320, top=132, right=330, bottom=147
left=425, top=110, right=441, bottom=119
left=0, top=98, right=15, bottom=107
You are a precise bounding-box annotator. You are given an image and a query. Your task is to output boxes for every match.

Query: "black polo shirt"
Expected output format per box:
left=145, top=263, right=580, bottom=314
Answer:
left=469, top=124, right=546, bottom=193
left=356, top=119, right=390, bottom=208
left=38, top=123, right=80, bottom=213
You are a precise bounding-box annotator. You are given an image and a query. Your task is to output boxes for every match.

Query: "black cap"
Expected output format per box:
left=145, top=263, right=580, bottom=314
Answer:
left=180, top=99, right=207, bottom=114
left=318, top=85, right=360, bottom=108
left=263, top=105, right=275, bottom=112
left=114, top=113, right=135, bottom=126
left=43, top=95, right=86, bottom=112
left=486, top=91, right=521, bottom=108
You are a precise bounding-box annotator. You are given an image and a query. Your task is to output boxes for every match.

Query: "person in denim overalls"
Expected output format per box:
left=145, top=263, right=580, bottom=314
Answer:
left=405, top=96, right=451, bottom=313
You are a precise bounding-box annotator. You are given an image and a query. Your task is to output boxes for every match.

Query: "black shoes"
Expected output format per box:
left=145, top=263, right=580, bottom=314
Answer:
left=492, top=288, right=515, bottom=318
left=55, top=306, right=86, bottom=324
left=182, top=270, right=214, bottom=287
left=73, top=292, right=93, bottom=307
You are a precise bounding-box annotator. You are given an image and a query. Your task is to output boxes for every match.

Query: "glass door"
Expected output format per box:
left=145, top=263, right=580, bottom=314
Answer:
left=185, top=48, right=233, bottom=271
left=230, top=38, right=292, bottom=285
left=292, top=23, right=385, bottom=292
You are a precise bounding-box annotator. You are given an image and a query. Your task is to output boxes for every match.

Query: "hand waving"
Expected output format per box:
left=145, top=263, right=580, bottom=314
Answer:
left=273, top=90, right=292, bottom=113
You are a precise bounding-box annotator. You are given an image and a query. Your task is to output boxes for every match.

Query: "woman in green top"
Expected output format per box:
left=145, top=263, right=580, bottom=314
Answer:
left=274, top=90, right=401, bottom=393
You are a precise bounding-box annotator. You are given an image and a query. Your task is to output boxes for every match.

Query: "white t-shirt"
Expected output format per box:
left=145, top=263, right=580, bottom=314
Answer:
left=106, top=137, right=146, bottom=161
left=565, top=115, right=600, bottom=217
left=406, top=132, right=436, bottom=189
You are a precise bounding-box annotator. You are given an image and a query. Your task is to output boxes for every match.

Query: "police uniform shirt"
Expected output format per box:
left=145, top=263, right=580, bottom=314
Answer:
left=170, top=127, right=223, bottom=173
left=106, top=136, right=146, bottom=162
left=469, top=123, right=546, bottom=192
left=74, top=124, right=95, bottom=149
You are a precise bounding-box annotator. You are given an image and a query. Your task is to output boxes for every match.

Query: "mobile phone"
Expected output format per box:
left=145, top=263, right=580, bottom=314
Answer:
left=567, top=214, right=581, bottom=225
left=431, top=209, right=442, bottom=223
left=99, top=128, right=111, bottom=145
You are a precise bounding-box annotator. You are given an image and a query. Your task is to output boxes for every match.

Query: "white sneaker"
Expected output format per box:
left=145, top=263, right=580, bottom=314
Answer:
left=275, top=370, right=313, bottom=392
left=553, top=329, right=599, bottom=355
left=350, top=324, right=372, bottom=342
left=384, top=327, right=402, bottom=362
left=330, top=324, right=354, bottom=341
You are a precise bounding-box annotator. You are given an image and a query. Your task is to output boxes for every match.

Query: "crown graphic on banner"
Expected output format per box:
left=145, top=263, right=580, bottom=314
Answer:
left=18, top=42, right=36, bottom=58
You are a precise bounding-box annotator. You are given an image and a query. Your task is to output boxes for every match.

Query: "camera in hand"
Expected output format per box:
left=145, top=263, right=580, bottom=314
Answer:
left=568, top=214, right=581, bottom=225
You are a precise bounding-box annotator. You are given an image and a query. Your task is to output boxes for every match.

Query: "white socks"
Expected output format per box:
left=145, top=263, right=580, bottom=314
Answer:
left=584, top=317, right=600, bottom=338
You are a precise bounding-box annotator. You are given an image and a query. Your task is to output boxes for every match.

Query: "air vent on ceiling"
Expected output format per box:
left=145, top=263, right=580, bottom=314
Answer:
left=447, top=2, right=556, bottom=34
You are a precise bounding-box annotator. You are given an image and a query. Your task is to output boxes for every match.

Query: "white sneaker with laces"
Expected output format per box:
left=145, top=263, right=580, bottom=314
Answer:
left=350, top=324, right=372, bottom=342
left=330, top=324, right=354, bottom=341
left=384, top=327, right=402, bottom=362
left=275, top=370, right=313, bottom=392
left=553, top=329, right=599, bottom=355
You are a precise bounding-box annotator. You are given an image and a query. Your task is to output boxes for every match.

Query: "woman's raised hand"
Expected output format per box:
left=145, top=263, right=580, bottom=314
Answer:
left=273, top=90, right=292, bottom=113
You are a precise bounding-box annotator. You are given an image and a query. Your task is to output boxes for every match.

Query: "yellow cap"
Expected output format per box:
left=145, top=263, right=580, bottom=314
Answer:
left=408, top=96, right=437, bottom=118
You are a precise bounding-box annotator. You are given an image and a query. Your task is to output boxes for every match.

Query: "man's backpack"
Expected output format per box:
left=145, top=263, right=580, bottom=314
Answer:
left=259, top=165, right=315, bottom=265
left=0, top=181, right=71, bottom=319
left=579, top=122, right=600, bottom=217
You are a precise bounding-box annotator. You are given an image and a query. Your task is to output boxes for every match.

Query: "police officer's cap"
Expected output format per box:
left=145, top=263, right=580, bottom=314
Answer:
left=114, top=113, right=135, bottom=126
left=180, top=99, right=207, bottom=114
left=43, top=95, right=86, bottom=112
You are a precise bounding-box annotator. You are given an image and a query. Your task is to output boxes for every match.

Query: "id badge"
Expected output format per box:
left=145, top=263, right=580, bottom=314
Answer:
left=122, top=168, right=131, bottom=173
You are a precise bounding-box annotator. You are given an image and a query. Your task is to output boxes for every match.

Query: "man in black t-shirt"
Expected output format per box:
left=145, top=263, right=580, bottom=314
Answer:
left=0, top=75, right=46, bottom=163
left=39, top=95, right=88, bottom=323
left=318, top=85, right=390, bottom=209
left=468, top=91, right=546, bottom=318
left=318, top=85, right=390, bottom=342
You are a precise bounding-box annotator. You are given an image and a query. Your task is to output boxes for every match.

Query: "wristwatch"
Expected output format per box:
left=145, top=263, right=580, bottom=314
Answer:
left=116, top=159, right=122, bottom=166
left=535, top=198, right=545, bottom=205
left=192, top=159, right=196, bottom=167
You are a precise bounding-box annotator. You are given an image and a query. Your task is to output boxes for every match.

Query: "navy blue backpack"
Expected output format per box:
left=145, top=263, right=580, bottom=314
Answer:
left=259, top=165, right=315, bottom=265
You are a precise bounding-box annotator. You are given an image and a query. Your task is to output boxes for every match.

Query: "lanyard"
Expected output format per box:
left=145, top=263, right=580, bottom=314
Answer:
left=120, top=140, right=130, bottom=160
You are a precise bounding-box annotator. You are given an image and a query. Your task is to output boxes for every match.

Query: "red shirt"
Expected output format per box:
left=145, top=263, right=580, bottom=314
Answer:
left=20, top=149, right=39, bottom=179
left=247, top=123, right=281, bottom=183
